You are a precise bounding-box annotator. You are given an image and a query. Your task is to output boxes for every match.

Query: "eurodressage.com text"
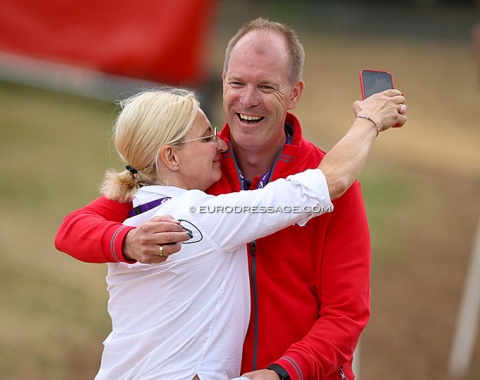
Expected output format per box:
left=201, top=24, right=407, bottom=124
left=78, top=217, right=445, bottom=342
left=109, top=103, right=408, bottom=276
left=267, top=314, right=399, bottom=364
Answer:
left=189, top=205, right=333, bottom=214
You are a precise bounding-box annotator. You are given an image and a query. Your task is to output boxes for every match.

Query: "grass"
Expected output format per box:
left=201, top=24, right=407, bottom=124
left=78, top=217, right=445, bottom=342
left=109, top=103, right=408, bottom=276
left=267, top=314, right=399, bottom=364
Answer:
left=0, top=83, right=113, bottom=379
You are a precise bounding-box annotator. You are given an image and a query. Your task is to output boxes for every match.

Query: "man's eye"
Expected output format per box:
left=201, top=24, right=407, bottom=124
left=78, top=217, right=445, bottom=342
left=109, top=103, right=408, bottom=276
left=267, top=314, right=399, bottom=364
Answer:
left=260, top=85, right=274, bottom=91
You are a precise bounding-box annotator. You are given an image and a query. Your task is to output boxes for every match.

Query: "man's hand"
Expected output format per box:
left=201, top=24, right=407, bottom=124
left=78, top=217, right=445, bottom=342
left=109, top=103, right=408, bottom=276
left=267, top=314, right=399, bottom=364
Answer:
left=235, top=369, right=282, bottom=379
left=123, top=215, right=190, bottom=263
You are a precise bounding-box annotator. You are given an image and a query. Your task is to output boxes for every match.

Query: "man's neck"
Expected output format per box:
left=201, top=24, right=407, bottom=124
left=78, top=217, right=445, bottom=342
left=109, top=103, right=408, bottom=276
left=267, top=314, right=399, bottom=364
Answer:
left=232, top=139, right=284, bottom=181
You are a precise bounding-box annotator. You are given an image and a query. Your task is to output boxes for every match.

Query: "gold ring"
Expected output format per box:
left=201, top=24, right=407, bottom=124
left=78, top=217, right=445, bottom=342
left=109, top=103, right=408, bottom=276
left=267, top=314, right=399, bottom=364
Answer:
left=159, top=245, right=164, bottom=257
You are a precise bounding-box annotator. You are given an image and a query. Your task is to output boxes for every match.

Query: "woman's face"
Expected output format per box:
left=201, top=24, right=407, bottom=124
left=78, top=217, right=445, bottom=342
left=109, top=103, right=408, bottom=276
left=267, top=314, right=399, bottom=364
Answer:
left=174, top=110, right=228, bottom=191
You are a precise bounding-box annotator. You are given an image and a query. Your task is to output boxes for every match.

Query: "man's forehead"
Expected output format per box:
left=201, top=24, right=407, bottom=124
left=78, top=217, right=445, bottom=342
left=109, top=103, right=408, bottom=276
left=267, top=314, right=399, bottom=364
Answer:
left=236, top=30, right=284, bottom=48
left=231, top=32, right=288, bottom=66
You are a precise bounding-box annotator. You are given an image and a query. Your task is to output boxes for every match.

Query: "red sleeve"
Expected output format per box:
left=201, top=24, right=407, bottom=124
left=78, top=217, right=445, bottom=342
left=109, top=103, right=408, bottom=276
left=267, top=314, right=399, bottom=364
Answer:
left=273, top=181, right=371, bottom=380
left=54, top=196, right=134, bottom=263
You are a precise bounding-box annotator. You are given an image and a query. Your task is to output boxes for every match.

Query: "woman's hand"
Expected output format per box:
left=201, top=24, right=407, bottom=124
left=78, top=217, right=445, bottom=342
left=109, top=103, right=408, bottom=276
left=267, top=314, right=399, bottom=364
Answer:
left=123, top=215, right=190, bottom=263
left=353, top=89, right=407, bottom=132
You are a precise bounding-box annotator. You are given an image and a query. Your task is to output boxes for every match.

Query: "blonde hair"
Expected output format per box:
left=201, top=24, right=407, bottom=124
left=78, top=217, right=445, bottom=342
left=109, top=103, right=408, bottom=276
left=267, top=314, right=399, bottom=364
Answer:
left=101, top=88, right=200, bottom=202
left=223, top=17, right=305, bottom=84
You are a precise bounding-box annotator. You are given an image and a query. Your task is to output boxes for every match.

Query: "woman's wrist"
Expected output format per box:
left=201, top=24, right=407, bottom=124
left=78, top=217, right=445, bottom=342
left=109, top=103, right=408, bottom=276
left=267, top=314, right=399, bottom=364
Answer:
left=355, top=115, right=381, bottom=136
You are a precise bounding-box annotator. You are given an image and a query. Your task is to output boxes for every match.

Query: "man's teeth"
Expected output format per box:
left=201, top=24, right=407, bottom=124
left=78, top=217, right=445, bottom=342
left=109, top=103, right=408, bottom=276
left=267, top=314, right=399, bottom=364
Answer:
left=239, top=114, right=262, bottom=121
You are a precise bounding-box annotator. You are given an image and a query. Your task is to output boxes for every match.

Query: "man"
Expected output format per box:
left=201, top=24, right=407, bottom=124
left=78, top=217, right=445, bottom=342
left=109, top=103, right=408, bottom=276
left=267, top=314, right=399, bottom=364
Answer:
left=55, top=18, right=407, bottom=379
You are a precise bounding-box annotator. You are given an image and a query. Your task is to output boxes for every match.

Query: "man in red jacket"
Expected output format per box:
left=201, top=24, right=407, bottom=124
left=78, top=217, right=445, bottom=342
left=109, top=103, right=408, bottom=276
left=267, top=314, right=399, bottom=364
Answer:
left=55, top=18, right=407, bottom=380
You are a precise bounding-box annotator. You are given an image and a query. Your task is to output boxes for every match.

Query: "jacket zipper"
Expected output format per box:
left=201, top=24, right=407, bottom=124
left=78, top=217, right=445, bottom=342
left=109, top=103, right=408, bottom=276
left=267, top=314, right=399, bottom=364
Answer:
left=231, top=131, right=290, bottom=370
left=250, top=240, right=258, bottom=370
left=251, top=237, right=348, bottom=379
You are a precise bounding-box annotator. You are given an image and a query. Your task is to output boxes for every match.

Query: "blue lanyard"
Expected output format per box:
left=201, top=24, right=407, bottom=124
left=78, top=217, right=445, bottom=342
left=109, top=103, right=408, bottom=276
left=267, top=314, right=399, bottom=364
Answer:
left=128, top=196, right=171, bottom=217
left=238, top=128, right=293, bottom=190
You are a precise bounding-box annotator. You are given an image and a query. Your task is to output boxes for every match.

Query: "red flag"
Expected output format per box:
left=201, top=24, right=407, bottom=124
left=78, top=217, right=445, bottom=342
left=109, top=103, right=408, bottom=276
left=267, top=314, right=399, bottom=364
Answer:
left=0, top=0, right=219, bottom=86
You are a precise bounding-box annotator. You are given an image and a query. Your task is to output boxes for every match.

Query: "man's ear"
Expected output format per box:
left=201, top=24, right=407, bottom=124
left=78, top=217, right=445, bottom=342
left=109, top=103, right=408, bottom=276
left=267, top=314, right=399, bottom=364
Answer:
left=158, top=145, right=180, bottom=171
left=287, top=79, right=305, bottom=110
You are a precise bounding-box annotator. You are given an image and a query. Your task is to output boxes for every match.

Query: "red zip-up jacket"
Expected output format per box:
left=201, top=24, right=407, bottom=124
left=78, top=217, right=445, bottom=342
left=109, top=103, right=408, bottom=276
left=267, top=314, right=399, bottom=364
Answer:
left=55, top=113, right=370, bottom=380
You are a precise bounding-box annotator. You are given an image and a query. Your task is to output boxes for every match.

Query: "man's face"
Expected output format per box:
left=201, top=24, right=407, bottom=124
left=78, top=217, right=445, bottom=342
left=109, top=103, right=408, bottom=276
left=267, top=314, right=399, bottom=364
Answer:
left=222, top=31, right=304, bottom=152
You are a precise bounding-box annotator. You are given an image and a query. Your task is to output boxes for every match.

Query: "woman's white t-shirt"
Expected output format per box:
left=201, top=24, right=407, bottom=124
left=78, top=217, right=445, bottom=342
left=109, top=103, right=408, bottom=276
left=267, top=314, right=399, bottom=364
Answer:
left=95, top=169, right=333, bottom=380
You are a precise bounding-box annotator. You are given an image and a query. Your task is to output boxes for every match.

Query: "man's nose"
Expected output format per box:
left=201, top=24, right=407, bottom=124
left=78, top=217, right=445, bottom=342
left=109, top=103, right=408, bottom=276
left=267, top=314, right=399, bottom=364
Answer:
left=240, top=85, right=260, bottom=108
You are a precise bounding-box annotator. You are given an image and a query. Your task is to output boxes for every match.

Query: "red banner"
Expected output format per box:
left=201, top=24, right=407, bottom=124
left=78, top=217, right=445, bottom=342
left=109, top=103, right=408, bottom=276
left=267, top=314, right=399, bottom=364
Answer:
left=0, top=0, right=218, bottom=86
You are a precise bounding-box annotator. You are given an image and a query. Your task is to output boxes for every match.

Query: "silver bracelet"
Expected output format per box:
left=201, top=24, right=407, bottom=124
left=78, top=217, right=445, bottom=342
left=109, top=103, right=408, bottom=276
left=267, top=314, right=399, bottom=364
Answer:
left=356, top=115, right=381, bottom=136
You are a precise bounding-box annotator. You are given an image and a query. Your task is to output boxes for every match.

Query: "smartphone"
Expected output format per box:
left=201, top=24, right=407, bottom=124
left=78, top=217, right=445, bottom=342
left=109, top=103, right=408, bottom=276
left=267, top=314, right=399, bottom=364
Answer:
left=360, top=69, right=394, bottom=99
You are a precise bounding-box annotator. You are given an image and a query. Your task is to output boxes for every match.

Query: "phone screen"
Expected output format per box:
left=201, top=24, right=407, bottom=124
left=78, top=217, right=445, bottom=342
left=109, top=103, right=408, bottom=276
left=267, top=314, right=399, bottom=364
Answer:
left=360, top=70, right=394, bottom=99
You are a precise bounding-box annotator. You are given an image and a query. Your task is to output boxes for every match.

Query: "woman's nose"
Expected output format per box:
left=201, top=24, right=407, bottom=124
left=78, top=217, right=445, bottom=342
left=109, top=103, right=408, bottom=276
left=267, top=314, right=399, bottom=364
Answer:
left=216, top=136, right=228, bottom=152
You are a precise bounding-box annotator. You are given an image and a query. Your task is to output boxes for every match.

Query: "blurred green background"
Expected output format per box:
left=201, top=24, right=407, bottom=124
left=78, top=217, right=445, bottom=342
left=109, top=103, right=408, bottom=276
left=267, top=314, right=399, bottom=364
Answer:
left=1, top=1, right=480, bottom=379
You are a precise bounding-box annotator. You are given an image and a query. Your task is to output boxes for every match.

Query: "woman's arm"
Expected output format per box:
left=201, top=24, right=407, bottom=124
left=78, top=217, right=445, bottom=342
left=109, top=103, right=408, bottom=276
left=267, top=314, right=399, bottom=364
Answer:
left=320, top=89, right=407, bottom=199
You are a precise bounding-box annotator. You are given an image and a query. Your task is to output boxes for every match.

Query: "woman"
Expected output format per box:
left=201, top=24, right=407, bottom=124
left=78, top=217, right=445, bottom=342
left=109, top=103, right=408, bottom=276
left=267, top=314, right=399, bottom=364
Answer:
left=95, top=87, right=403, bottom=380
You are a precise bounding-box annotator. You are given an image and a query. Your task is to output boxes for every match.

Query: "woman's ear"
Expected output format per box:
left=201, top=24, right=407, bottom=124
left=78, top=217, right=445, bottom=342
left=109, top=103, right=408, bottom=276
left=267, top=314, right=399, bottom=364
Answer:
left=158, top=145, right=180, bottom=171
